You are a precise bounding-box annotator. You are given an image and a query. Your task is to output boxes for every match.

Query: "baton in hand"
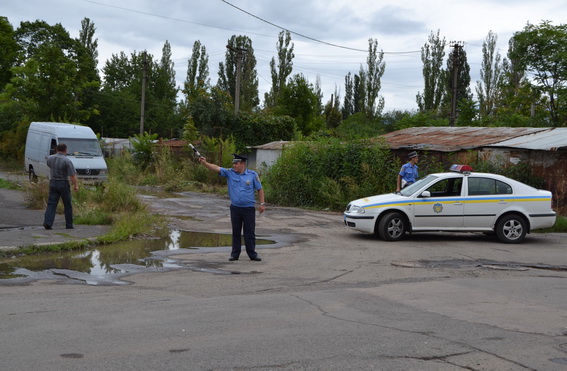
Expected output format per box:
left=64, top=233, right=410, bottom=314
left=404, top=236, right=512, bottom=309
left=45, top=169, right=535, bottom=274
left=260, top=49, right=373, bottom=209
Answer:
left=188, top=143, right=201, bottom=158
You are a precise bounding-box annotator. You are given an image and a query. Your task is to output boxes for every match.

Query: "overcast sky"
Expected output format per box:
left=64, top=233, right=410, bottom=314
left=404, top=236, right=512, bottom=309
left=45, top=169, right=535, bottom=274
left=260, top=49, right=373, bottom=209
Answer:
left=3, top=0, right=566, bottom=111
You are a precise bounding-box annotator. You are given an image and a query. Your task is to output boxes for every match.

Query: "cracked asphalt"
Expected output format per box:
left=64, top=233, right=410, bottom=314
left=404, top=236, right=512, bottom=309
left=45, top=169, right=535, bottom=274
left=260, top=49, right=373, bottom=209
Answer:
left=1, top=173, right=567, bottom=370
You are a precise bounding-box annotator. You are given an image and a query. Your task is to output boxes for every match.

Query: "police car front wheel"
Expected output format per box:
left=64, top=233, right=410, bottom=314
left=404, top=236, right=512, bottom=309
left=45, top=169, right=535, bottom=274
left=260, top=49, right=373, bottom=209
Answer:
left=378, top=212, right=407, bottom=241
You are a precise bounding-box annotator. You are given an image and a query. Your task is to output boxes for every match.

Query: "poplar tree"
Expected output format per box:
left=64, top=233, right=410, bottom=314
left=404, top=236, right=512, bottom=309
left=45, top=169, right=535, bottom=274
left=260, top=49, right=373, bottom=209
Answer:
left=183, top=40, right=210, bottom=101
left=265, top=31, right=294, bottom=108
left=417, top=30, right=447, bottom=113
left=476, top=31, right=503, bottom=119
left=218, top=35, right=259, bottom=112
left=365, top=38, right=386, bottom=116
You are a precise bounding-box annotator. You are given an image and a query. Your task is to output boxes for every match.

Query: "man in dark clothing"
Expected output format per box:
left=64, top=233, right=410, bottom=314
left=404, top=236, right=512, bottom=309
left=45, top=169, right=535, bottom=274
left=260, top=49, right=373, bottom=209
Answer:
left=43, top=143, right=79, bottom=229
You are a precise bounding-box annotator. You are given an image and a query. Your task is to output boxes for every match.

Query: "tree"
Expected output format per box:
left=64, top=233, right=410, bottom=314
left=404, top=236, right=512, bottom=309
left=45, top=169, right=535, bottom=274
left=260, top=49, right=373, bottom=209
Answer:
left=417, top=30, right=447, bottom=113
left=183, top=40, right=210, bottom=102
left=446, top=42, right=472, bottom=123
left=6, top=20, right=98, bottom=123
left=365, top=38, right=386, bottom=116
left=475, top=31, right=504, bottom=120
left=275, top=73, right=322, bottom=136
left=218, top=35, right=259, bottom=112
left=148, top=41, right=181, bottom=137
left=0, top=17, right=21, bottom=133
left=324, top=86, right=342, bottom=129
left=78, top=18, right=101, bottom=128
left=342, top=72, right=354, bottom=118
left=353, top=67, right=366, bottom=114
left=265, top=31, right=294, bottom=108
left=509, top=21, right=567, bottom=126
left=0, top=17, right=18, bottom=91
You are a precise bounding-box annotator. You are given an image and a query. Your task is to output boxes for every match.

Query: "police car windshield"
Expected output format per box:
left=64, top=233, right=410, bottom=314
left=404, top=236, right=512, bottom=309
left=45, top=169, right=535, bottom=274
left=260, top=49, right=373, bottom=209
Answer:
left=61, top=138, right=102, bottom=156
left=399, top=175, right=438, bottom=196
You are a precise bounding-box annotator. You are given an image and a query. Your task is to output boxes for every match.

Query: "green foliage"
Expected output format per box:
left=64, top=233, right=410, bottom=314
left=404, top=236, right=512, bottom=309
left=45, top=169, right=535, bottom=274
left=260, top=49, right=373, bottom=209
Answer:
left=264, top=138, right=399, bottom=210
left=334, top=112, right=384, bottom=139
left=186, top=86, right=234, bottom=138
left=394, top=111, right=449, bottom=130
left=274, top=73, right=323, bottom=136
left=0, top=178, right=19, bottom=190
left=107, top=137, right=232, bottom=192
left=417, top=30, right=447, bottom=113
left=130, top=132, right=158, bottom=168
left=232, top=112, right=295, bottom=151
left=0, top=120, right=29, bottom=160
left=469, top=157, right=544, bottom=189
left=217, top=35, right=260, bottom=112
left=510, top=21, right=567, bottom=126
left=539, top=216, right=567, bottom=233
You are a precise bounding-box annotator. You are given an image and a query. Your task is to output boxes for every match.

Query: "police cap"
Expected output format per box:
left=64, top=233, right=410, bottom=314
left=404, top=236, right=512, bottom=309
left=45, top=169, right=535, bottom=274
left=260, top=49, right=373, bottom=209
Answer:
left=232, top=153, right=248, bottom=163
left=408, top=151, right=418, bottom=159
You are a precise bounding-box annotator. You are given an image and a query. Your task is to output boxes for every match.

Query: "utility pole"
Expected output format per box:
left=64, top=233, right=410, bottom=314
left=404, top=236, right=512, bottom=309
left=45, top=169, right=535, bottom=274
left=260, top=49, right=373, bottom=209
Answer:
left=140, top=51, right=148, bottom=135
left=226, top=45, right=246, bottom=115
left=449, top=42, right=463, bottom=127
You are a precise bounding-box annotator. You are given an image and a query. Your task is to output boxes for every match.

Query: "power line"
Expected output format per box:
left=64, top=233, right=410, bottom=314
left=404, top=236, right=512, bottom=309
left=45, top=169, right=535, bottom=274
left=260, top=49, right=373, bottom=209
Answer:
left=220, top=0, right=366, bottom=52
left=80, top=0, right=271, bottom=38
left=220, top=0, right=421, bottom=55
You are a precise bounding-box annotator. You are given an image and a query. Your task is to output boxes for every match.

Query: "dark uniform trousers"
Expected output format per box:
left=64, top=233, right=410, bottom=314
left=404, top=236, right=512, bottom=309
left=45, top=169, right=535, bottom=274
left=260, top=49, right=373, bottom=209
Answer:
left=229, top=205, right=258, bottom=259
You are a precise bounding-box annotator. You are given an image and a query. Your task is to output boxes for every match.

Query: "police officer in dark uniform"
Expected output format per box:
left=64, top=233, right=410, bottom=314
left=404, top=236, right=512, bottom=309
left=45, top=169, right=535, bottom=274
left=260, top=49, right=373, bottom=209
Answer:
left=43, top=143, right=79, bottom=229
left=199, top=153, right=265, bottom=261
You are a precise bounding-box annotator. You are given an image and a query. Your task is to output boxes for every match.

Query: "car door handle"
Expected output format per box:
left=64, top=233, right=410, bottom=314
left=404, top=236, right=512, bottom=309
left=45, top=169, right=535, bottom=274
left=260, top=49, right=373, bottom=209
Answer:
left=452, top=202, right=463, bottom=206
left=498, top=200, right=508, bottom=204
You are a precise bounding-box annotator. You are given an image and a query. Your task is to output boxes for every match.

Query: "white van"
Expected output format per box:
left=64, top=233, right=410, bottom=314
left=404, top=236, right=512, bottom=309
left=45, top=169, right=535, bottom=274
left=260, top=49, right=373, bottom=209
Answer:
left=25, top=122, right=108, bottom=182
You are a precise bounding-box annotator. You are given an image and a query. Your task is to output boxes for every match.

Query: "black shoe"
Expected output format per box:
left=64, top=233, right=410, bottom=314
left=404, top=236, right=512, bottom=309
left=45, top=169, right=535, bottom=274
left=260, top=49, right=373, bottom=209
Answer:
left=229, top=257, right=239, bottom=261
left=250, top=257, right=262, bottom=261
left=66, top=226, right=74, bottom=229
left=43, top=223, right=52, bottom=230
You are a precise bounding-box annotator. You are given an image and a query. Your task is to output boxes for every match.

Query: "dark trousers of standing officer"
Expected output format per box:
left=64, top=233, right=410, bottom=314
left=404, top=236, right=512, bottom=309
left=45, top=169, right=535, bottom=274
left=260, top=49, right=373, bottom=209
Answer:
left=229, top=205, right=258, bottom=259
left=44, top=180, right=73, bottom=229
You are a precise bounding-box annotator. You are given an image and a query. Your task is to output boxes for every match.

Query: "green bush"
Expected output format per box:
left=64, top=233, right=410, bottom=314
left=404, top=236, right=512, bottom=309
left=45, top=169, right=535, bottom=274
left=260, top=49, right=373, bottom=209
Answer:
left=264, top=138, right=400, bottom=210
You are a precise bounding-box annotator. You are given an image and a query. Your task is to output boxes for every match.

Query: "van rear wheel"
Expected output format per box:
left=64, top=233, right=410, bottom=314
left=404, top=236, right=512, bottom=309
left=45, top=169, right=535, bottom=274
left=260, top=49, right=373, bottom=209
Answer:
left=29, top=167, right=38, bottom=183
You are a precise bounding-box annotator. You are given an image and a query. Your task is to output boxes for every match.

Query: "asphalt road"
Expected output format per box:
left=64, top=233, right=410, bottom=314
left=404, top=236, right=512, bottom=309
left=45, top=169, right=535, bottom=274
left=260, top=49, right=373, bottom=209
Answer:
left=1, top=173, right=566, bottom=370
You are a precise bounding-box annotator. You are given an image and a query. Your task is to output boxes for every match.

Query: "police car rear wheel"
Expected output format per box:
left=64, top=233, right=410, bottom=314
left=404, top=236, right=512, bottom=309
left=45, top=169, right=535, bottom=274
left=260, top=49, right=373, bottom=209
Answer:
left=496, top=214, right=527, bottom=244
left=378, top=212, right=407, bottom=241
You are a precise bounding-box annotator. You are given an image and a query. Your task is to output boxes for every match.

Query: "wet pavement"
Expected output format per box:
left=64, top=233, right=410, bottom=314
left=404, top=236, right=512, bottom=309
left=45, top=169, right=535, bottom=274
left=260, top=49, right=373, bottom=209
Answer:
left=0, top=170, right=111, bottom=251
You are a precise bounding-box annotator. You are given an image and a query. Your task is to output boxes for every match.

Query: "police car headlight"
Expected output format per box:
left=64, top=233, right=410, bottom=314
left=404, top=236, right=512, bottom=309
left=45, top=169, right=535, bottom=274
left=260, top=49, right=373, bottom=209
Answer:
left=350, top=205, right=365, bottom=214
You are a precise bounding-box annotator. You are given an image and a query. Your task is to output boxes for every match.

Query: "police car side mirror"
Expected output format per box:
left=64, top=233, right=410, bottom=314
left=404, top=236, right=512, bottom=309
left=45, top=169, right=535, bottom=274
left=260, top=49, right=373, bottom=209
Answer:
left=420, top=191, right=431, bottom=198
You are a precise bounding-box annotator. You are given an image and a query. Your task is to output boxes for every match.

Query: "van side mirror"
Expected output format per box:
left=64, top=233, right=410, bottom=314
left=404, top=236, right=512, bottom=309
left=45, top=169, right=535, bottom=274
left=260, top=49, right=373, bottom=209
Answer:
left=420, top=191, right=431, bottom=198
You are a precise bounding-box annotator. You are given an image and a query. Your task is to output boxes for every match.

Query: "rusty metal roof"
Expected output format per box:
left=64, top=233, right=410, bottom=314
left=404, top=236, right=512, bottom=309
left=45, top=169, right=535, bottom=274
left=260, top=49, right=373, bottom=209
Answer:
left=488, top=128, right=567, bottom=151
left=380, top=127, right=549, bottom=152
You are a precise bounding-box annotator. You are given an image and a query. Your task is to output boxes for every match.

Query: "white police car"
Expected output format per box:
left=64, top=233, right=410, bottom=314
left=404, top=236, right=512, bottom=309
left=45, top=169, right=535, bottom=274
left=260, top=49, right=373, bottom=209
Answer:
left=344, top=165, right=556, bottom=243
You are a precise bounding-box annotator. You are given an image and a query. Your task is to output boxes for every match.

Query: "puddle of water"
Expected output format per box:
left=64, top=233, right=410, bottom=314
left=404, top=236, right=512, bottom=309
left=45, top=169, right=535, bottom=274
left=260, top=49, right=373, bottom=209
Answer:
left=0, top=230, right=275, bottom=280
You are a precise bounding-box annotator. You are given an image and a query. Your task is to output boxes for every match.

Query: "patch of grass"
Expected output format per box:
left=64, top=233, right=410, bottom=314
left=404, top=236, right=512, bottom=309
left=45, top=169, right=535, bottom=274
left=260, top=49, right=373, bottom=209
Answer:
left=22, top=180, right=49, bottom=209
left=6, top=174, right=166, bottom=257
left=0, top=178, right=20, bottom=190
left=538, top=215, right=567, bottom=233
left=97, top=210, right=166, bottom=244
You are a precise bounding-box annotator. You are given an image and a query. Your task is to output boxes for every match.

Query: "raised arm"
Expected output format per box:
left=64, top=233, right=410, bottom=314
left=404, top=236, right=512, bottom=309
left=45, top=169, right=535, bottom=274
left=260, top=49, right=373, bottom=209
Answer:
left=198, top=157, right=221, bottom=173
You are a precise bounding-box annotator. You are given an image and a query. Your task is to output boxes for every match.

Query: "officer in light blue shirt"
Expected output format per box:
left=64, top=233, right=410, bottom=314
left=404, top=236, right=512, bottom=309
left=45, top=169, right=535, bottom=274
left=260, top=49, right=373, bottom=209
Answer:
left=199, top=153, right=265, bottom=261
left=397, top=151, right=419, bottom=192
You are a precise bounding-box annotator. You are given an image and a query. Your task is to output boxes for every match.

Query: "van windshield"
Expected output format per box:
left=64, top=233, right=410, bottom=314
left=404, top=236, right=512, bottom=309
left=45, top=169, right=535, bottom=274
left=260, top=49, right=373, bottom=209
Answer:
left=60, top=138, right=103, bottom=156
